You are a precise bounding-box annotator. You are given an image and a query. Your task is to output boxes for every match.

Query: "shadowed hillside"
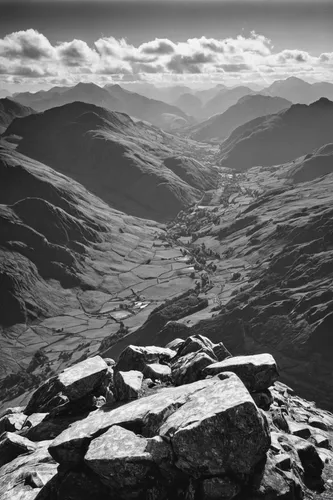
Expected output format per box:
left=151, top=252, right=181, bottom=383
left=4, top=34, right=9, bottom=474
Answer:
left=219, top=98, right=333, bottom=170
left=188, top=95, right=291, bottom=142
left=5, top=102, right=218, bottom=220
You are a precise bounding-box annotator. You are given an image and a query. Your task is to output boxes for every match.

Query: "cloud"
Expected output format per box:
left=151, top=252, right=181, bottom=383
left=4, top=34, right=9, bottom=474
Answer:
left=0, top=29, right=332, bottom=88
left=0, top=29, right=54, bottom=60
left=140, top=39, right=175, bottom=55
left=57, top=39, right=98, bottom=67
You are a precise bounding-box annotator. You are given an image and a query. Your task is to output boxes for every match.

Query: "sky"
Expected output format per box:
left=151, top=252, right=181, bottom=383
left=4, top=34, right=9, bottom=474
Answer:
left=0, top=0, right=332, bottom=92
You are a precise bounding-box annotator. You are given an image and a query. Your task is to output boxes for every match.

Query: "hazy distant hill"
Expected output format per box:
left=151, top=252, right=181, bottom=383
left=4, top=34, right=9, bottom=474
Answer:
left=13, top=82, right=191, bottom=131
left=202, top=86, right=255, bottom=119
left=188, top=94, right=291, bottom=142
left=267, top=77, right=333, bottom=104
left=5, top=101, right=217, bottom=220
left=0, top=98, right=35, bottom=134
left=173, top=92, right=203, bottom=117
left=219, top=98, right=333, bottom=170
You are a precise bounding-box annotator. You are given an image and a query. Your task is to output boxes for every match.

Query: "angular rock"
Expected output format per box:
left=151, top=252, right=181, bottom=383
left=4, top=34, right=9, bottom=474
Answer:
left=171, top=351, right=216, bottom=386
left=23, top=413, right=48, bottom=429
left=201, top=477, right=241, bottom=500
left=143, top=363, right=171, bottom=381
left=178, top=334, right=217, bottom=358
left=85, top=425, right=173, bottom=494
left=287, top=420, right=311, bottom=439
left=165, top=338, right=186, bottom=352
left=203, top=354, right=278, bottom=392
left=0, top=412, right=27, bottom=433
left=116, top=345, right=176, bottom=373
left=48, top=378, right=251, bottom=466
left=0, top=440, right=57, bottom=500
left=212, top=342, right=232, bottom=362
left=25, top=356, right=109, bottom=415
left=114, top=370, right=143, bottom=401
left=308, top=416, right=328, bottom=431
left=310, top=431, right=330, bottom=449
left=250, top=453, right=303, bottom=500
left=0, top=432, right=36, bottom=467
left=160, top=372, right=270, bottom=477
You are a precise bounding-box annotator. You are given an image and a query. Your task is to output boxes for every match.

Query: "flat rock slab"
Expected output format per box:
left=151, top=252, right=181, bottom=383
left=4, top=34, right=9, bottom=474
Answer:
left=203, top=354, right=278, bottom=392
left=114, top=370, right=143, bottom=401
left=25, top=356, right=108, bottom=415
left=85, top=425, right=172, bottom=493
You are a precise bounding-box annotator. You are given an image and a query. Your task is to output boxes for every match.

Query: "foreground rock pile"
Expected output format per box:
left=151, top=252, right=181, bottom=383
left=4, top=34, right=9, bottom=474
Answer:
left=0, top=334, right=332, bottom=499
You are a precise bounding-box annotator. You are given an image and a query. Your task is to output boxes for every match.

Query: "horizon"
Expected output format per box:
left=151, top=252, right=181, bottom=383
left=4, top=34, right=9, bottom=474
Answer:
left=0, top=0, right=332, bottom=92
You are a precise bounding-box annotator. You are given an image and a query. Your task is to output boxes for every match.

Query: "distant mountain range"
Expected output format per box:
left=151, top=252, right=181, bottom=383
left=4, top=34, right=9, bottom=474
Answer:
left=266, top=77, right=333, bottom=104
left=0, top=98, right=35, bottom=134
left=5, top=101, right=218, bottom=220
left=187, top=94, right=292, bottom=142
left=219, top=98, right=333, bottom=170
left=12, top=83, right=192, bottom=131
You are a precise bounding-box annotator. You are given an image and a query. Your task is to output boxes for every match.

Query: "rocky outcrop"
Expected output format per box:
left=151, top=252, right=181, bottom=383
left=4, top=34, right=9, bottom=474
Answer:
left=0, top=335, right=332, bottom=499
left=25, top=356, right=110, bottom=415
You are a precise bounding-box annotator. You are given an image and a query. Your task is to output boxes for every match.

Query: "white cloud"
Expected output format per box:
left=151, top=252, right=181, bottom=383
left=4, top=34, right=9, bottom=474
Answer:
left=0, top=29, right=332, bottom=89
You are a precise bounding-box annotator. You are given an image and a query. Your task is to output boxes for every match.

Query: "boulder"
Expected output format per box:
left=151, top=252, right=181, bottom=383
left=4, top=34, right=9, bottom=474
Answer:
left=0, top=440, right=57, bottom=500
left=0, top=432, right=36, bottom=467
left=25, top=356, right=109, bottom=415
left=114, top=370, right=143, bottom=401
left=143, top=363, right=171, bottom=381
left=116, top=345, right=176, bottom=372
left=200, top=477, right=241, bottom=500
left=0, top=412, right=27, bottom=433
left=160, top=372, right=270, bottom=477
left=85, top=425, right=173, bottom=494
left=203, top=354, right=278, bottom=391
left=171, top=351, right=216, bottom=386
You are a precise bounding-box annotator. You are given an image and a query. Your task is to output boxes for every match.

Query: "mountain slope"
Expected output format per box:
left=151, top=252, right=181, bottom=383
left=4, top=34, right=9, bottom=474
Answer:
left=219, top=98, right=333, bottom=170
left=0, top=98, right=35, bottom=134
left=4, top=101, right=218, bottom=220
left=14, top=83, right=190, bottom=130
left=188, top=94, right=291, bottom=142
